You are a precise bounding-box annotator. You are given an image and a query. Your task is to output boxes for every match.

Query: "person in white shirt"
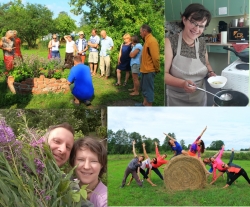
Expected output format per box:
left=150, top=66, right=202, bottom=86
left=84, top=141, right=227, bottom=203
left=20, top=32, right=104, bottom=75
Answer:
left=63, top=35, right=75, bottom=68
left=48, top=34, right=60, bottom=58
left=75, top=31, right=88, bottom=63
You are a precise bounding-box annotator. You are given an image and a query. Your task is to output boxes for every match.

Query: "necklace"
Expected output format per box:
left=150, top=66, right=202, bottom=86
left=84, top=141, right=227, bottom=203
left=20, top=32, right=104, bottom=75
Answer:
left=182, top=36, right=195, bottom=47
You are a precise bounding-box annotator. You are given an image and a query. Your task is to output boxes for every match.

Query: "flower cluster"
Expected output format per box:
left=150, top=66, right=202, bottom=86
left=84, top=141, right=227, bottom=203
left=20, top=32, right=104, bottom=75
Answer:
left=0, top=116, right=88, bottom=207
left=9, top=54, right=67, bottom=82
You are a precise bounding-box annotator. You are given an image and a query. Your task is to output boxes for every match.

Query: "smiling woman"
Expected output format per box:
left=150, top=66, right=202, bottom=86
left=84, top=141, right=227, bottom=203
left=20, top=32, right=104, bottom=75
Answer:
left=69, top=137, right=107, bottom=207
left=165, top=3, right=215, bottom=106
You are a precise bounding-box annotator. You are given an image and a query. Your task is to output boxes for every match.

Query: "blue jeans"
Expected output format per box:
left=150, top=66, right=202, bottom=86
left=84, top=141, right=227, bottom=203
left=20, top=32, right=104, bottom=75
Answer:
left=51, top=51, right=60, bottom=58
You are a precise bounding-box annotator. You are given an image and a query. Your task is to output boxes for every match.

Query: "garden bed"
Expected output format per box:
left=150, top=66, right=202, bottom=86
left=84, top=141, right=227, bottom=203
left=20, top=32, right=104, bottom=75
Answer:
left=7, top=75, right=70, bottom=94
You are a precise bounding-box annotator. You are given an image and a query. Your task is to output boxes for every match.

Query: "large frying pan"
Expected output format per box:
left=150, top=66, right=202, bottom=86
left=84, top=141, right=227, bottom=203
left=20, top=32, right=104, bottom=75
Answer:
left=214, top=90, right=249, bottom=106
left=223, top=46, right=249, bottom=63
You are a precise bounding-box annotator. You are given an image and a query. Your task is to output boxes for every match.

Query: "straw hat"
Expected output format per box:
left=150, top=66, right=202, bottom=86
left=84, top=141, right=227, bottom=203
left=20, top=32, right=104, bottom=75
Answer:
left=78, top=31, right=84, bottom=35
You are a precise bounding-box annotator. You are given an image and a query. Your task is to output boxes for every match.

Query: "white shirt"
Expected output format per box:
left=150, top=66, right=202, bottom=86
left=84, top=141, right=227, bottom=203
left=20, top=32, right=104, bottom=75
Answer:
left=141, top=158, right=152, bottom=170
left=66, top=40, right=75, bottom=53
left=77, top=39, right=83, bottom=51
left=51, top=40, right=59, bottom=51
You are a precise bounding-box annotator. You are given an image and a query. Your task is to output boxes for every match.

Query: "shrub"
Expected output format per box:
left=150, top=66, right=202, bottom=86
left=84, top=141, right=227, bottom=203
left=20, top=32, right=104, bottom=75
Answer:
left=9, top=54, right=66, bottom=82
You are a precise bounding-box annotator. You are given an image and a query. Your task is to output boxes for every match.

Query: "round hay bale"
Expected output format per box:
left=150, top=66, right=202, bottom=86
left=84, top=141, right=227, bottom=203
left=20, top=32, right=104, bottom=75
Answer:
left=164, top=155, right=207, bottom=191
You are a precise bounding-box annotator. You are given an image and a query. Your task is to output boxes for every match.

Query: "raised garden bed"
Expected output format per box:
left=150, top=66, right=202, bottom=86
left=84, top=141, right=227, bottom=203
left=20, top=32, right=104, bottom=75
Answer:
left=7, top=75, right=70, bottom=94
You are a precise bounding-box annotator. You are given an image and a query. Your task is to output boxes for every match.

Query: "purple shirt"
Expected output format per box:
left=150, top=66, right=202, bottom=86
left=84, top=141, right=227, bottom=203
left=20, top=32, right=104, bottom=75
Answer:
left=90, top=181, right=107, bottom=207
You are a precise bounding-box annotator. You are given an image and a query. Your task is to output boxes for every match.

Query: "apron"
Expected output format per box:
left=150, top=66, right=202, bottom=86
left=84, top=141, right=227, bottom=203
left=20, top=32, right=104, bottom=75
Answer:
left=167, top=31, right=208, bottom=106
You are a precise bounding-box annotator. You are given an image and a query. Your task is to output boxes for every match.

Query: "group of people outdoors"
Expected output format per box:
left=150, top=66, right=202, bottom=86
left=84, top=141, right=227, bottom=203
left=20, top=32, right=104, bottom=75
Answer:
left=165, top=3, right=217, bottom=106
left=121, top=126, right=250, bottom=189
left=45, top=122, right=107, bottom=207
left=0, top=30, right=23, bottom=73
left=1, top=24, right=160, bottom=107
left=62, top=25, right=160, bottom=106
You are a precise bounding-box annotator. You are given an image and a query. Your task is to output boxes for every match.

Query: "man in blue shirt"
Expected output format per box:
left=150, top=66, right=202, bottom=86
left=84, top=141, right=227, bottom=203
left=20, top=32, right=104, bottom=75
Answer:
left=99, top=30, right=114, bottom=79
left=67, top=55, right=94, bottom=106
left=88, top=29, right=100, bottom=76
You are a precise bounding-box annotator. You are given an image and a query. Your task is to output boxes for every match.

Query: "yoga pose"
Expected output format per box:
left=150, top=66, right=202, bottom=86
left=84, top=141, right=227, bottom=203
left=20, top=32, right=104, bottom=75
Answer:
left=221, top=149, right=250, bottom=188
left=209, top=145, right=227, bottom=184
left=145, top=142, right=168, bottom=180
left=164, top=133, right=188, bottom=159
left=127, top=143, right=157, bottom=186
left=120, top=140, right=144, bottom=188
left=188, top=126, right=207, bottom=158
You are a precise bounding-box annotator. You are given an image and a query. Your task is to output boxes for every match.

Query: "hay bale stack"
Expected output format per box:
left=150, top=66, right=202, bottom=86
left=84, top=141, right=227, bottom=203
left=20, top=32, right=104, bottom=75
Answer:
left=164, top=155, right=207, bottom=191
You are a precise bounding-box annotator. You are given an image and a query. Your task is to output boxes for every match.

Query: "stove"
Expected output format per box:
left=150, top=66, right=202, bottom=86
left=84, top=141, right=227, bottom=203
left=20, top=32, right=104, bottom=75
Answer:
left=221, top=59, right=249, bottom=97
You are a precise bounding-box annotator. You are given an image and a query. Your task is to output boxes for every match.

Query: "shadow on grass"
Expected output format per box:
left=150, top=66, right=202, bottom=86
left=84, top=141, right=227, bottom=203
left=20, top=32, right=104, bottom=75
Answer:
left=0, top=66, right=165, bottom=109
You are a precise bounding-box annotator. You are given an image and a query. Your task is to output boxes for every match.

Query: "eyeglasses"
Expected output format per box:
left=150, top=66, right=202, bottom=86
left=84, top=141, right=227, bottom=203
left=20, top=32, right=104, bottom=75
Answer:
left=188, top=19, right=206, bottom=30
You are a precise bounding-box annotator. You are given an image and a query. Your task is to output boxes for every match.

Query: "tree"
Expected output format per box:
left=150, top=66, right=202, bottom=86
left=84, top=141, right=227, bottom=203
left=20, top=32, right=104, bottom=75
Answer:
left=53, top=12, right=77, bottom=36
left=209, top=140, right=225, bottom=150
left=69, top=0, right=164, bottom=76
left=162, top=132, right=175, bottom=152
left=0, top=1, right=54, bottom=48
left=180, top=139, right=187, bottom=150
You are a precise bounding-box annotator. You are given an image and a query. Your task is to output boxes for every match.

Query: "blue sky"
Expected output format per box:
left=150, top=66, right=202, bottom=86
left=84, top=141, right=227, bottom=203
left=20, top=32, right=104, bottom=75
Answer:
left=0, top=0, right=88, bottom=26
left=108, top=107, right=250, bottom=151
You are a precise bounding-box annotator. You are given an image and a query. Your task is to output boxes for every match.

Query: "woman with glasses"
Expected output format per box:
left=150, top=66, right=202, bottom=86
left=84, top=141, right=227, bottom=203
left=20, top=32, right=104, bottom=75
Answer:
left=48, top=34, right=60, bottom=58
left=165, top=3, right=216, bottom=106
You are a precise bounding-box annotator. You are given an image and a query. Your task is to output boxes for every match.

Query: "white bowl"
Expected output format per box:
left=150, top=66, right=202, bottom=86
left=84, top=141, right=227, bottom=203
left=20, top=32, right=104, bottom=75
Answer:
left=207, top=76, right=227, bottom=88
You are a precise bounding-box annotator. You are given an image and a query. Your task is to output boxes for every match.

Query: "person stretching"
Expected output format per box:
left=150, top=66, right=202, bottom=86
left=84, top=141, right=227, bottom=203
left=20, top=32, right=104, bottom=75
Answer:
left=145, top=142, right=168, bottom=180
left=127, top=143, right=157, bottom=186
left=209, top=145, right=227, bottom=184
left=188, top=126, right=207, bottom=158
left=164, top=133, right=188, bottom=159
left=221, top=148, right=250, bottom=188
left=120, top=140, right=144, bottom=188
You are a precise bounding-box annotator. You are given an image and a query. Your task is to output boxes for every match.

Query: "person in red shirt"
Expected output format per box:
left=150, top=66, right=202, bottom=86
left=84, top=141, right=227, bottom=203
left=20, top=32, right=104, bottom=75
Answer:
left=145, top=142, right=168, bottom=180
left=13, top=30, right=22, bottom=60
left=221, top=148, right=250, bottom=188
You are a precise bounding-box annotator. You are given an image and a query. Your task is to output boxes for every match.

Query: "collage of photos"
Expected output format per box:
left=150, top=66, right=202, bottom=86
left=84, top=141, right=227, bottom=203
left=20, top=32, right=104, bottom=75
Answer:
left=0, top=0, right=249, bottom=207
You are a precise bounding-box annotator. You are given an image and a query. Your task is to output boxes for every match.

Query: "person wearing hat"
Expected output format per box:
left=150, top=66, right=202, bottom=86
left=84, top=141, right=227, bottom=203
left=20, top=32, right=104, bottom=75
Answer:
left=64, top=35, right=75, bottom=68
left=75, top=31, right=88, bottom=63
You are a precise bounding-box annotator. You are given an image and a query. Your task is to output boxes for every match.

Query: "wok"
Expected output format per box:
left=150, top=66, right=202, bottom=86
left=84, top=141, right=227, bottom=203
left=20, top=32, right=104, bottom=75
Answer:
left=214, top=90, right=249, bottom=106
left=223, top=46, right=249, bottom=63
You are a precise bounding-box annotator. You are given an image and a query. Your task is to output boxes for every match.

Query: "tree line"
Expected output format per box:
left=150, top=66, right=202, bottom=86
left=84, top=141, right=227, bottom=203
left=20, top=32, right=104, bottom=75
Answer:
left=0, top=109, right=107, bottom=139
left=0, top=0, right=77, bottom=48
left=108, top=129, right=249, bottom=154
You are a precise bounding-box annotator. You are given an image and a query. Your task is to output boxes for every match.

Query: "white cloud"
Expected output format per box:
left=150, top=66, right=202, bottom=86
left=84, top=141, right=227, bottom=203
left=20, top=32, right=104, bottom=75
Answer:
left=108, top=107, right=250, bottom=150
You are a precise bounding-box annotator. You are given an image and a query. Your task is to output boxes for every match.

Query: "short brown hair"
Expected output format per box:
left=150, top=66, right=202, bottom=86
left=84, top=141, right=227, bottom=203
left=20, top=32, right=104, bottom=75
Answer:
left=45, top=122, right=74, bottom=142
left=69, top=137, right=107, bottom=177
left=73, top=55, right=82, bottom=63
left=180, top=3, right=211, bottom=29
left=131, top=35, right=140, bottom=44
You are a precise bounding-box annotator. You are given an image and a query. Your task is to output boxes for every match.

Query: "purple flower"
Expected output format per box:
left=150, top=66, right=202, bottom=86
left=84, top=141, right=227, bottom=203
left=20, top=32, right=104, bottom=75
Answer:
left=34, top=158, right=45, bottom=174
left=0, top=119, right=15, bottom=143
left=45, top=195, right=51, bottom=200
left=30, top=137, right=45, bottom=148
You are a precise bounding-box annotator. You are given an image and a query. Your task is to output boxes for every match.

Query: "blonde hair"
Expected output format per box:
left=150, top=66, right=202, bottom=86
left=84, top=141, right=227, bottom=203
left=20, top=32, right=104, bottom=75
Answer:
left=13, top=30, right=17, bottom=35
left=123, top=33, right=131, bottom=40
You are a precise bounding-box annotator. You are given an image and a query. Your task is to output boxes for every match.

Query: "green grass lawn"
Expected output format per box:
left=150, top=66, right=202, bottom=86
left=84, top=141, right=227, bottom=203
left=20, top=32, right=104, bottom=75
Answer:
left=0, top=46, right=164, bottom=108
left=108, top=153, right=250, bottom=206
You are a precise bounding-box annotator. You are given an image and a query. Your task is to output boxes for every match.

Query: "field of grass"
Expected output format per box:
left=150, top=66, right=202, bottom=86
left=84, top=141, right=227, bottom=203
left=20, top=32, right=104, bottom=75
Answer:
left=0, top=45, right=164, bottom=108
left=108, top=153, right=250, bottom=206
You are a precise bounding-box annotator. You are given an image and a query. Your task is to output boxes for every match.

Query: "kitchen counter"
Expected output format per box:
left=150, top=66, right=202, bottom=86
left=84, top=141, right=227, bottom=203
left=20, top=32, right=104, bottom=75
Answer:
left=206, top=42, right=233, bottom=46
left=221, top=59, right=249, bottom=97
